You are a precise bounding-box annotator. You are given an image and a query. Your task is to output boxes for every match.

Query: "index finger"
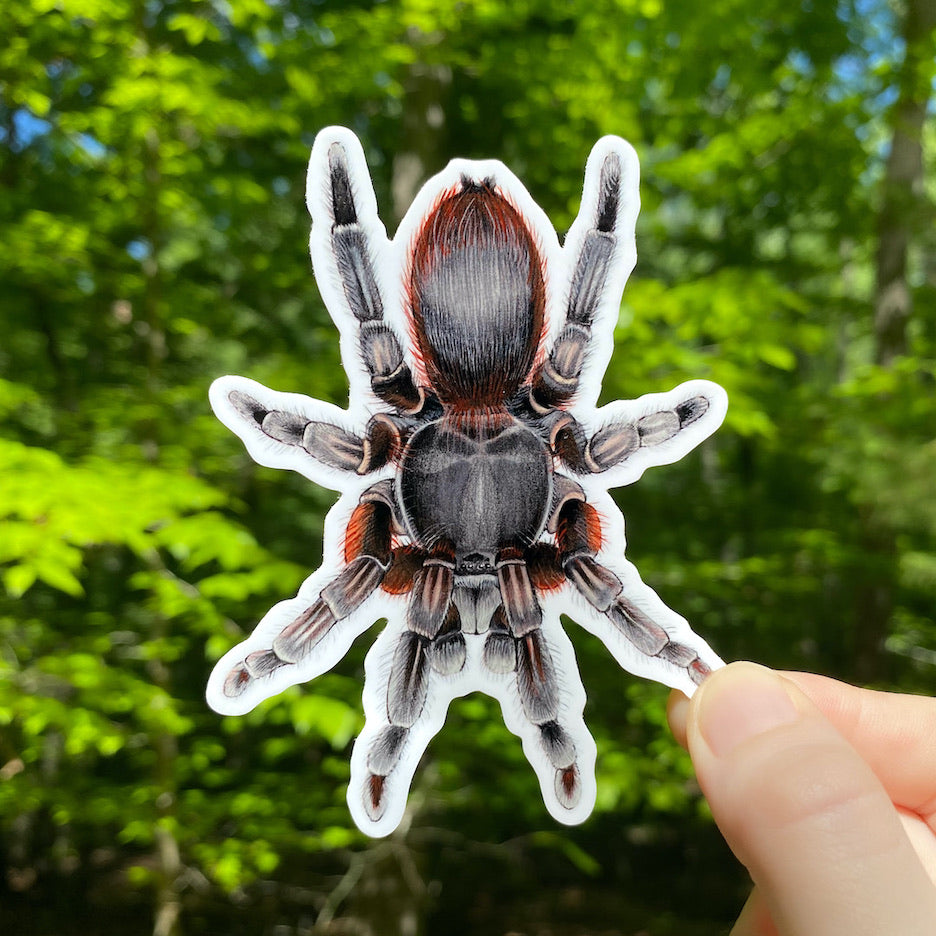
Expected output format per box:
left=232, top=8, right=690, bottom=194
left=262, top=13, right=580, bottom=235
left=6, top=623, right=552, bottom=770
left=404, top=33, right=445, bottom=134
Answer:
left=670, top=672, right=936, bottom=823
left=782, top=672, right=936, bottom=824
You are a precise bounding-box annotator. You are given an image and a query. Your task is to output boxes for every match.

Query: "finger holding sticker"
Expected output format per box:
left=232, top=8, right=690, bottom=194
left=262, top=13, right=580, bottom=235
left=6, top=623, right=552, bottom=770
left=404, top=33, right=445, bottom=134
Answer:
left=206, top=127, right=728, bottom=837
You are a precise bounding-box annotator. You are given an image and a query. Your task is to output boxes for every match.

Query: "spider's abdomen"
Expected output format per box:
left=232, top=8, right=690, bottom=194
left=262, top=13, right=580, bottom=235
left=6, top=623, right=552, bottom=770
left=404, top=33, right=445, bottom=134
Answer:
left=398, top=417, right=552, bottom=563
left=407, top=180, right=546, bottom=405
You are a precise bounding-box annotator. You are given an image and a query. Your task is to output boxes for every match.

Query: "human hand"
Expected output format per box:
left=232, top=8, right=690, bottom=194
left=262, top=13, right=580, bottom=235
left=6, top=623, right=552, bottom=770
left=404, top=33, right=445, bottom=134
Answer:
left=667, top=662, right=936, bottom=935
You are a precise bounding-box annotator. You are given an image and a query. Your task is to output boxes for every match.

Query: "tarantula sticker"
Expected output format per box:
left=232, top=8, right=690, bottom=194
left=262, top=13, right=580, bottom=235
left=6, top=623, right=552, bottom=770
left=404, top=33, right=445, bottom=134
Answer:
left=207, top=127, right=728, bottom=836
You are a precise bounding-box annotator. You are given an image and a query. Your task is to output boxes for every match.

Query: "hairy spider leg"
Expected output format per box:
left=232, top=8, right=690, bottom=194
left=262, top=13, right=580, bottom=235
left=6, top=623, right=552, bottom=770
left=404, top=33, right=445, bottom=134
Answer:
left=554, top=496, right=711, bottom=686
left=530, top=149, right=624, bottom=412
left=582, top=394, right=711, bottom=472
left=489, top=547, right=583, bottom=807
left=224, top=387, right=422, bottom=475
left=540, top=390, right=714, bottom=475
left=221, top=483, right=407, bottom=698
left=361, top=545, right=461, bottom=821
left=360, top=538, right=585, bottom=821
left=327, top=141, right=425, bottom=414
left=361, top=586, right=584, bottom=822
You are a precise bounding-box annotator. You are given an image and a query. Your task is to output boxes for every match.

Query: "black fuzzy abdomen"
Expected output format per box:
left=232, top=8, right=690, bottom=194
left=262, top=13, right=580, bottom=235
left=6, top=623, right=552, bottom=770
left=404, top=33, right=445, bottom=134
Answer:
left=398, top=419, right=552, bottom=560
left=408, top=184, right=546, bottom=405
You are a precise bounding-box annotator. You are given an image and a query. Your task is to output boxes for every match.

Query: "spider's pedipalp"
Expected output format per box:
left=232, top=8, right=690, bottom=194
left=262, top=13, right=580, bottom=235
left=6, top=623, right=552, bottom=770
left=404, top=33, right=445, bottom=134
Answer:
left=428, top=603, right=467, bottom=675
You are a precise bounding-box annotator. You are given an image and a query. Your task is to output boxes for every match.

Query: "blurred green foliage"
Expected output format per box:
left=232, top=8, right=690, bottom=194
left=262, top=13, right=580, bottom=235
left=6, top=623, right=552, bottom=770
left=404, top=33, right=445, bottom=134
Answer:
left=1, top=0, right=934, bottom=933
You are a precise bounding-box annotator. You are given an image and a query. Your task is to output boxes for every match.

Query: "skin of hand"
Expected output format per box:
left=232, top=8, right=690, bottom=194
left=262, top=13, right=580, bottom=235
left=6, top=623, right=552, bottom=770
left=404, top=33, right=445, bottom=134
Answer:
left=667, top=662, right=936, bottom=936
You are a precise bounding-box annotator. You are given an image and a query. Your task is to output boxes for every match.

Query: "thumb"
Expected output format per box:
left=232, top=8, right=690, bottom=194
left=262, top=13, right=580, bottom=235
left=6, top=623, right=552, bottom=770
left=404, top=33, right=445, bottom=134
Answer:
left=686, top=662, right=936, bottom=936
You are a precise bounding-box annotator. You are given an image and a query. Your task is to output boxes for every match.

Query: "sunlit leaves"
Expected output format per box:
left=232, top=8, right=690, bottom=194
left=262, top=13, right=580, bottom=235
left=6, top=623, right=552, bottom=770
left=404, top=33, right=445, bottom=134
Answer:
left=1, top=0, right=933, bottom=931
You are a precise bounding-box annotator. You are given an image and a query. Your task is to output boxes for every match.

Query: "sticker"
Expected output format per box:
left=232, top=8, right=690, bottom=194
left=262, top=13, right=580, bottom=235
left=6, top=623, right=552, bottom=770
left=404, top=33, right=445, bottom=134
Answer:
left=207, top=127, right=728, bottom=836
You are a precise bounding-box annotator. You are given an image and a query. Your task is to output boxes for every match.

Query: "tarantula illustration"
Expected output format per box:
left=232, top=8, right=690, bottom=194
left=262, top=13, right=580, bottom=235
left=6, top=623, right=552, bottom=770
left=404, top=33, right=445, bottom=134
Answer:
left=207, top=127, right=727, bottom=836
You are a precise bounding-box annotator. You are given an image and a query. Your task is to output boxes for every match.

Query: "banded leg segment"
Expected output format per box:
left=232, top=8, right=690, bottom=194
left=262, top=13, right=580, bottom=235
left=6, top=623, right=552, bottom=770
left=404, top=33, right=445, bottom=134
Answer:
left=362, top=547, right=462, bottom=822
left=533, top=395, right=712, bottom=475
left=554, top=498, right=712, bottom=686
left=328, top=142, right=423, bottom=413
left=361, top=628, right=432, bottom=823
left=483, top=551, right=582, bottom=808
left=531, top=151, right=622, bottom=411
left=222, top=489, right=396, bottom=699
left=227, top=388, right=407, bottom=474
left=583, top=394, right=711, bottom=473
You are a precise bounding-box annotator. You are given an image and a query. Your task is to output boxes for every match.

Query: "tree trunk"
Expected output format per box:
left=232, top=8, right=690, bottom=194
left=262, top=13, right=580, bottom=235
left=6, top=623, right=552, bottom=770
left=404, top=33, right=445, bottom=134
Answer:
left=873, top=0, right=936, bottom=366
left=391, top=34, right=451, bottom=222
left=855, top=0, right=935, bottom=682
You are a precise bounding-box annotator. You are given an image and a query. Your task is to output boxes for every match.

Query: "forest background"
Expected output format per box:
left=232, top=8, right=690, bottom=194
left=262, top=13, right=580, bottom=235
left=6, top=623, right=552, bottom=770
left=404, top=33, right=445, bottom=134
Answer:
left=2, top=0, right=935, bottom=934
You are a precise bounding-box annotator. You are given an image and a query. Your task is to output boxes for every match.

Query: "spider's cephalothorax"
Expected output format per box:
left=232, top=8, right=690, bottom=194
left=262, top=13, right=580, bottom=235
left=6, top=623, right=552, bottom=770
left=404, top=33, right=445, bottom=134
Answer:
left=207, top=128, right=728, bottom=836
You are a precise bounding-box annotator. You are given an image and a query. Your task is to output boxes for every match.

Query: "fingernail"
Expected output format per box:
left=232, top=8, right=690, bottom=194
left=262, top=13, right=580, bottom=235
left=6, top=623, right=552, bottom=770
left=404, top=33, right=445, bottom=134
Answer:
left=697, top=664, right=799, bottom=757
